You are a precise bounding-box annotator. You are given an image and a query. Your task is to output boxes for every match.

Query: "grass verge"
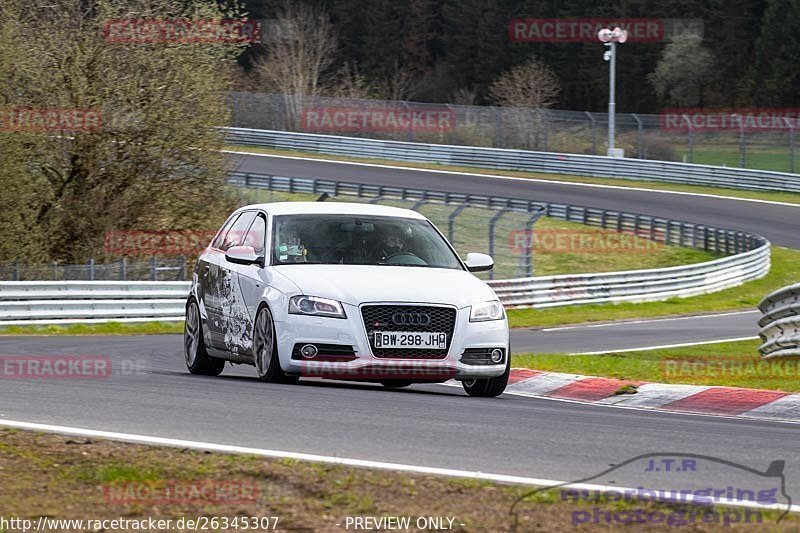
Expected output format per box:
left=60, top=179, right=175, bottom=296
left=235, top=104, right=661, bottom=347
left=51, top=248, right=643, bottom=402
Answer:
left=226, top=144, right=800, bottom=206
left=0, top=321, right=183, bottom=336
left=513, top=339, right=800, bottom=392
left=0, top=429, right=794, bottom=531
left=507, top=246, right=797, bottom=329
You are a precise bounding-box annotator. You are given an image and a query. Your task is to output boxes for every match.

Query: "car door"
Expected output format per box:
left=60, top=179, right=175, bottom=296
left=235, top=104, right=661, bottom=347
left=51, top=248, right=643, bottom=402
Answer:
left=199, top=212, right=240, bottom=349
left=233, top=211, right=268, bottom=356
left=211, top=210, right=256, bottom=352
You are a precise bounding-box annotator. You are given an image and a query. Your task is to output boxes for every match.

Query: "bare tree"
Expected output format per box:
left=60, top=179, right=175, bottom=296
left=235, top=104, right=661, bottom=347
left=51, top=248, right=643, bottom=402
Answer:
left=488, top=57, right=560, bottom=149
left=648, top=33, right=717, bottom=107
left=254, top=2, right=338, bottom=127
left=488, top=57, right=561, bottom=110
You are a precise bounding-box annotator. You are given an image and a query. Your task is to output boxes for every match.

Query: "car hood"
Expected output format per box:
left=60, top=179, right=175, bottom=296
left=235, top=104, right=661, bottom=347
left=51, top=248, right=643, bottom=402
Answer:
left=274, top=264, right=498, bottom=308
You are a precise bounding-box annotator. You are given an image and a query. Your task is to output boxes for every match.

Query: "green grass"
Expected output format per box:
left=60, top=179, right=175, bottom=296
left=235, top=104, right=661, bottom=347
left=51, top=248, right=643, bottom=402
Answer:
left=507, top=246, right=797, bottom=328
left=226, top=144, right=800, bottom=206
left=688, top=146, right=797, bottom=174
left=0, top=321, right=183, bottom=336
left=513, top=339, right=800, bottom=392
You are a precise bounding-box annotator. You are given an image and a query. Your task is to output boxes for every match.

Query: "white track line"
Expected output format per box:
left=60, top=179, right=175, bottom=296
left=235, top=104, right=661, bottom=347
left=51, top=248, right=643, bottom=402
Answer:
left=0, top=419, right=796, bottom=514
left=225, top=150, right=800, bottom=208
left=569, top=336, right=759, bottom=355
left=541, top=310, right=759, bottom=332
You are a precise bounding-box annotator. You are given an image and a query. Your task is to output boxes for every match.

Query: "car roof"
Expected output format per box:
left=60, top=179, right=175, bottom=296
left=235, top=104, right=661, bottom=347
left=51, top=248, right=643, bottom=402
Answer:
left=235, top=201, right=428, bottom=219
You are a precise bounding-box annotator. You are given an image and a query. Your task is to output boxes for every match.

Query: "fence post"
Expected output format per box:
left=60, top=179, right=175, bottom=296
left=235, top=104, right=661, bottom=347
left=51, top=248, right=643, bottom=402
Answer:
left=787, top=119, right=796, bottom=174
left=632, top=113, right=643, bottom=159
left=682, top=114, right=694, bottom=163
left=735, top=115, right=746, bottom=168
left=120, top=257, right=127, bottom=281
left=87, top=258, right=95, bottom=281
left=585, top=111, right=597, bottom=155
left=150, top=256, right=157, bottom=281
left=524, top=207, right=546, bottom=277
left=448, top=203, right=469, bottom=243
left=487, top=208, right=508, bottom=280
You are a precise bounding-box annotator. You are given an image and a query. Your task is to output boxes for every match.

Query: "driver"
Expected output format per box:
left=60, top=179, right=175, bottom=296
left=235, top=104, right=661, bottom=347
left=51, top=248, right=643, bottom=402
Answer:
left=276, top=225, right=308, bottom=263
left=378, top=225, right=410, bottom=261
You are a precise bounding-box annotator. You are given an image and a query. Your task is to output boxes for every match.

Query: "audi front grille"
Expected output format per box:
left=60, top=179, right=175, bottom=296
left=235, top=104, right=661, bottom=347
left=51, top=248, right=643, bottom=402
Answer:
left=361, top=304, right=457, bottom=359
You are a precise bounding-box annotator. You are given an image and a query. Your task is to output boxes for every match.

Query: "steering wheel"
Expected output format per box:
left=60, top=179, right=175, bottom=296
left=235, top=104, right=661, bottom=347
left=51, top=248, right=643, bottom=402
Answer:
left=382, top=252, right=426, bottom=265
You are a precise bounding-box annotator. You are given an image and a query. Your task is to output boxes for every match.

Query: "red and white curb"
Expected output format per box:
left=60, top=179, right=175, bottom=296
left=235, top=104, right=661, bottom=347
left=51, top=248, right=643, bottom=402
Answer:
left=453, top=369, right=800, bottom=423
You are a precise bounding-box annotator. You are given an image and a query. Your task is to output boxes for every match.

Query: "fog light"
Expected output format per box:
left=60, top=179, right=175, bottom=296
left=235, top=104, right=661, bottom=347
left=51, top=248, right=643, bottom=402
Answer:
left=300, top=344, right=318, bottom=359
left=490, top=349, right=504, bottom=364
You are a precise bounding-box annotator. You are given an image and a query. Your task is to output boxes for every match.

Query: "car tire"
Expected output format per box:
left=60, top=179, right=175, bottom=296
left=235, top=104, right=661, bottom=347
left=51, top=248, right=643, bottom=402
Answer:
left=253, top=305, right=298, bottom=384
left=381, top=380, right=413, bottom=388
left=461, top=349, right=510, bottom=397
left=184, top=299, right=225, bottom=376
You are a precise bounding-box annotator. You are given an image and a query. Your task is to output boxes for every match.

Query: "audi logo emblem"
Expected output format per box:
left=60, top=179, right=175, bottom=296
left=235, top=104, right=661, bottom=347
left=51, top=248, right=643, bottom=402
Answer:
left=391, top=312, right=431, bottom=326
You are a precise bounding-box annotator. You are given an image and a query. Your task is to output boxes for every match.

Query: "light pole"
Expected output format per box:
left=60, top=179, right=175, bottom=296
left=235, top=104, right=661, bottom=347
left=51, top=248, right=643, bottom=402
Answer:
left=598, top=27, right=628, bottom=158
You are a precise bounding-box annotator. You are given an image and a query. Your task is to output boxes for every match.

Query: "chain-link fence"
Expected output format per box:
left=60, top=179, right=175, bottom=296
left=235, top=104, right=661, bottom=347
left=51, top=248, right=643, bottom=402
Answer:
left=229, top=92, right=799, bottom=173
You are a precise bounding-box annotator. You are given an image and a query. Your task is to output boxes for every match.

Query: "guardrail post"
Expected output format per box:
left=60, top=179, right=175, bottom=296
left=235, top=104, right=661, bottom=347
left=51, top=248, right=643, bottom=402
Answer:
left=179, top=255, right=186, bottom=281
left=51, top=261, right=57, bottom=280
left=448, top=203, right=469, bottom=243
left=120, top=257, right=127, bottom=281
left=789, top=123, right=796, bottom=174
left=488, top=208, right=508, bottom=280
left=12, top=262, right=19, bottom=281
left=87, top=258, right=95, bottom=281
left=150, top=256, right=157, bottom=281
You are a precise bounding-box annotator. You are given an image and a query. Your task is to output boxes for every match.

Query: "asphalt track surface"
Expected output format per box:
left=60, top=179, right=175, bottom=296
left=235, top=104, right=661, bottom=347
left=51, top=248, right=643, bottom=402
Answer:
left=1, top=334, right=798, bottom=500
left=230, top=152, right=800, bottom=248
left=5, top=155, right=799, bottom=506
left=511, top=310, right=760, bottom=354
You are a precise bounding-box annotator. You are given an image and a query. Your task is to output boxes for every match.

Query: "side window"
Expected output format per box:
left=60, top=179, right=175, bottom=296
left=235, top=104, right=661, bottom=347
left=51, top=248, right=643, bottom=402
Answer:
left=243, top=214, right=266, bottom=255
left=211, top=213, right=240, bottom=249
left=220, top=211, right=257, bottom=252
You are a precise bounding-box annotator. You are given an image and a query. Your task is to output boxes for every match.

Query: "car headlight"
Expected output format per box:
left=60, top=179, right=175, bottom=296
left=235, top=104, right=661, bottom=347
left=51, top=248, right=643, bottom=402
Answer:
left=469, top=300, right=505, bottom=322
left=288, top=295, right=347, bottom=319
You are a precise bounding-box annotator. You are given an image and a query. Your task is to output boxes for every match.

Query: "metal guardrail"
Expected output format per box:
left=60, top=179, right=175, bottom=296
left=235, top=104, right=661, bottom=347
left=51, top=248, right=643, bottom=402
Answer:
left=0, top=174, right=771, bottom=324
left=758, top=284, right=800, bottom=358
left=0, top=281, right=189, bottom=326
left=226, top=127, right=800, bottom=193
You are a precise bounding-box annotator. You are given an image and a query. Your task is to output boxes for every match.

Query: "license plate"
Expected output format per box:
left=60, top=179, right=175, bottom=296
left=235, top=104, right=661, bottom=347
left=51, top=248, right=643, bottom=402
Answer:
left=373, top=331, right=447, bottom=350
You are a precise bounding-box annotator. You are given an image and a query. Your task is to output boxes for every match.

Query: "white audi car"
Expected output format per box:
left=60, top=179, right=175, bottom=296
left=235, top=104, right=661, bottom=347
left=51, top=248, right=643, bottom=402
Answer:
left=184, top=202, right=510, bottom=397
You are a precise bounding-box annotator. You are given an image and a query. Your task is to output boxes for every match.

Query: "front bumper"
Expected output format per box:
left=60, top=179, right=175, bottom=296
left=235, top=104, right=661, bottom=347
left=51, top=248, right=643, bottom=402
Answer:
left=276, top=302, right=509, bottom=380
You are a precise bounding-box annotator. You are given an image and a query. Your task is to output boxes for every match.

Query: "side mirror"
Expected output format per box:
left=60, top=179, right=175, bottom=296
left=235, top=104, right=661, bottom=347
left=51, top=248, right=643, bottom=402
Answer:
left=464, top=252, right=494, bottom=272
left=225, top=245, right=262, bottom=266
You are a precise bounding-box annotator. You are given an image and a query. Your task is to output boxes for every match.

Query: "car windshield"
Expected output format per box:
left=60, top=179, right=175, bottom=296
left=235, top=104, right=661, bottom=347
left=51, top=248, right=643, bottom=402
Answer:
left=271, top=214, right=463, bottom=270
